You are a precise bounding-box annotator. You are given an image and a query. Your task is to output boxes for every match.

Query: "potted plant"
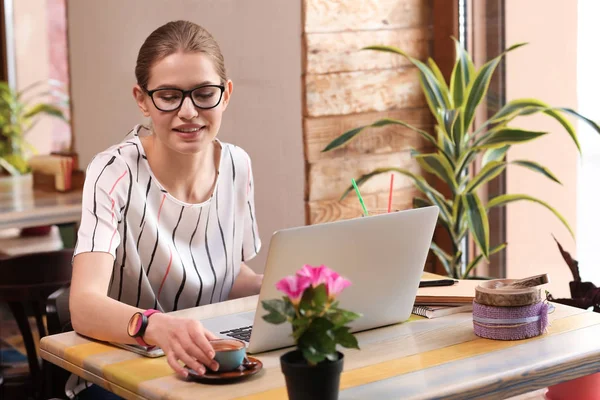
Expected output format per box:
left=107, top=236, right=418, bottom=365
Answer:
left=323, top=40, right=600, bottom=279
left=542, top=238, right=600, bottom=399
left=261, top=264, right=361, bottom=400
left=0, top=79, right=69, bottom=192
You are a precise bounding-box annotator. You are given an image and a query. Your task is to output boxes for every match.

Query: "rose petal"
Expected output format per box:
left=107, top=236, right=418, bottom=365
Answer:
left=275, top=275, right=311, bottom=303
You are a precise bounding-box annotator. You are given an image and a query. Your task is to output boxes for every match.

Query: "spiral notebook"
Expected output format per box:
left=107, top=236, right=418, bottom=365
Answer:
left=412, top=303, right=473, bottom=319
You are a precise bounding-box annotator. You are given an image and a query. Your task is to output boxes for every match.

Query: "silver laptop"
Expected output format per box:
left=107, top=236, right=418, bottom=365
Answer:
left=201, top=206, right=439, bottom=354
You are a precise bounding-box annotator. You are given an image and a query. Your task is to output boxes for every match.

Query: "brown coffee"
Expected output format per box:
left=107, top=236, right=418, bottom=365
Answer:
left=210, top=339, right=244, bottom=352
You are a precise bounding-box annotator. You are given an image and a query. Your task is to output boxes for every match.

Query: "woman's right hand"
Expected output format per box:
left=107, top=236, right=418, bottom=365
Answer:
left=144, top=313, right=220, bottom=377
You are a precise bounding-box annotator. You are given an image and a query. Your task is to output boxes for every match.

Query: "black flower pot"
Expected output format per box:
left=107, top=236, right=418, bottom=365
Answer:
left=280, top=350, right=344, bottom=400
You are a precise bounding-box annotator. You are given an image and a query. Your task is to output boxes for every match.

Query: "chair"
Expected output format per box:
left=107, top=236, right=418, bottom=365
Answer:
left=0, top=249, right=73, bottom=399
left=45, top=285, right=73, bottom=399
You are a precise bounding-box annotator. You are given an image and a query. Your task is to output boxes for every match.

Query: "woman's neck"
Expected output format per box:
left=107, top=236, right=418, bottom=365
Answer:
left=141, top=135, right=220, bottom=204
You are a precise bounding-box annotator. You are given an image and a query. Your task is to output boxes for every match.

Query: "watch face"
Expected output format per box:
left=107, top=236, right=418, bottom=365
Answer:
left=128, top=312, right=142, bottom=337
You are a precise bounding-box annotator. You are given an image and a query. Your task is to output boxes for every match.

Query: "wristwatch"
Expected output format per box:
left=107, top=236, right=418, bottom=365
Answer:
left=127, top=309, right=161, bottom=347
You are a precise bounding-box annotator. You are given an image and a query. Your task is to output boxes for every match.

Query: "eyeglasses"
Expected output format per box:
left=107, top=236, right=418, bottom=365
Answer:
left=144, top=84, right=225, bottom=112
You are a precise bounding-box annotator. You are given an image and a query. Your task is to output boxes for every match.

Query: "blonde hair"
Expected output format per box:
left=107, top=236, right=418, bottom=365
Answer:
left=135, top=20, right=227, bottom=89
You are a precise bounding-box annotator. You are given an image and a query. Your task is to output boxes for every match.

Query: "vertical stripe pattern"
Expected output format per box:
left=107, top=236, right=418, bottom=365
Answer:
left=74, top=125, right=261, bottom=313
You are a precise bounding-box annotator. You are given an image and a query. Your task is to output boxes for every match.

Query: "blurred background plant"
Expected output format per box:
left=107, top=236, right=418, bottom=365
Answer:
left=0, top=79, right=69, bottom=176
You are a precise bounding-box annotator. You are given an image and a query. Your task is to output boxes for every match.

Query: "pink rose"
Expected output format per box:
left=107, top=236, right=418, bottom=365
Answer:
left=275, top=275, right=311, bottom=304
left=326, top=274, right=352, bottom=299
left=297, top=264, right=337, bottom=288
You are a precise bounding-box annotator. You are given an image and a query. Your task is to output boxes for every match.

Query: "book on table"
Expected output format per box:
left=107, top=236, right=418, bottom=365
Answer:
left=415, top=278, right=482, bottom=305
left=412, top=303, right=473, bottom=319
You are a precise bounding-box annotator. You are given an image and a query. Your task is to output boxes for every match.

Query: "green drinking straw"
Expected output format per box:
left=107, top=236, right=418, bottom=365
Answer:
left=351, top=178, right=369, bottom=216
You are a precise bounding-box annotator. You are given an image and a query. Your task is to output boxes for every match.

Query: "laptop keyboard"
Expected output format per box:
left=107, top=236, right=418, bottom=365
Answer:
left=220, top=326, right=252, bottom=342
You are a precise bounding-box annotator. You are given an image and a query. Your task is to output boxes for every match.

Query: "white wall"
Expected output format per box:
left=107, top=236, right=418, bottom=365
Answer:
left=576, top=0, right=600, bottom=286
left=66, top=0, right=305, bottom=271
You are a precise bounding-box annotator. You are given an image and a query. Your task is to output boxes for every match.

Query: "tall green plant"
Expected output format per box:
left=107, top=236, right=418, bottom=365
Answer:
left=323, top=40, right=600, bottom=279
left=0, top=79, right=69, bottom=175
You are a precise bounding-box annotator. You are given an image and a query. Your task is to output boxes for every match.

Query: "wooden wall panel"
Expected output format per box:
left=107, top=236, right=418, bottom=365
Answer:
left=308, top=151, right=423, bottom=201
left=304, top=0, right=431, bottom=33
left=305, top=68, right=425, bottom=117
left=304, top=108, right=432, bottom=163
left=305, top=27, right=430, bottom=74
left=302, top=0, right=434, bottom=226
left=308, top=187, right=420, bottom=225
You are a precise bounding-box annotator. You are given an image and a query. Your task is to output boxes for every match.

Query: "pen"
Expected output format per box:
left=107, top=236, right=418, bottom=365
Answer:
left=419, top=279, right=457, bottom=288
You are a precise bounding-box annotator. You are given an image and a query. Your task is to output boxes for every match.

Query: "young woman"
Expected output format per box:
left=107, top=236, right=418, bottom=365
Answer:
left=68, top=20, right=263, bottom=398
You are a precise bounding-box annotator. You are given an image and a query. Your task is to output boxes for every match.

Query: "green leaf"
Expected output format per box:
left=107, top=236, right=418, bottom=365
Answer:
left=430, top=242, right=452, bottom=276
left=329, top=309, right=362, bottom=328
left=313, top=284, right=328, bottom=306
left=0, top=157, right=21, bottom=176
left=322, top=125, right=366, bottom=152
left=363, top=45, right=450, bottom=117
left=463, top=43, right=527, bottom=132
left=333, top=327, right=360, bottom=349
left=441, top=109, right=458, bottom=138
left=414, top=153, right=458, bottom=191
left=23, top=103, right=67, bottom=121
left=262, top=312, right=287, bottom=324
left=558, top=107, right=600, bottom=136
left=489, top=98, right=547, bottom=123
left=462, top=243, right=507, bottom=278
left=292, top=318, right=310, bottom=341
left=464, top=161, right=506, bottom=193
left=455, top=150, right=478, bottom=182
left=301, top=346, right=325, bottom=365
left=298, top=317, right=337, bottom=360
left=482, top=145, right=510, bottom=167
left=511, top=160, right=561, bottom=184
left=463, top=193, right=490, bottom=258
left=476, top=128, right=547, bottom=149
left=487, top=194, right=574, bottom=237
left=449, top=39, right=474, bottom=107
left=489, top=100, right=587, bottom=153
left=413, top=197, right=432, bottom=209
left=428, top=58, right=451, bottom=103
left=322, top=118, right=439, bottom=154
left=262, top=299, right=288, bottom=316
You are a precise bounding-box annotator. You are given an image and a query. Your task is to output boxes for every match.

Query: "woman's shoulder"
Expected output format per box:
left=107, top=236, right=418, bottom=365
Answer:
left=220, top=141, right=253, bottom=168
left=86, top=126, right=146, bottom=172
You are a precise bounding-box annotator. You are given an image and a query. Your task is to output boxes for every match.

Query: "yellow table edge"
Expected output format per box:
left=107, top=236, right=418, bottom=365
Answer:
left=236, top=311, right=600, bottom=400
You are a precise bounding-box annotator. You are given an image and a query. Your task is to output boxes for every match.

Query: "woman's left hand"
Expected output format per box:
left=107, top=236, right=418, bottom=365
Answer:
left=229, top=263, right=263, bottom=299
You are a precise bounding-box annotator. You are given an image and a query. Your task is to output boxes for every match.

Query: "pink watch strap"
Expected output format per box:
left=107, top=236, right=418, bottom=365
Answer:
left=134, top=309, right=161, bottom=347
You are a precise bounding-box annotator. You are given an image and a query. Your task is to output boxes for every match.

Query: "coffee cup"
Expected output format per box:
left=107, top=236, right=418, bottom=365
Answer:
left=210, top=339, right=247, bottom=372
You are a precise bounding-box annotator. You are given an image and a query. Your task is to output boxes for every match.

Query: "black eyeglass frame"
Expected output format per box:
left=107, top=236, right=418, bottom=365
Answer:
left=144, top=84, right=225, bottom=112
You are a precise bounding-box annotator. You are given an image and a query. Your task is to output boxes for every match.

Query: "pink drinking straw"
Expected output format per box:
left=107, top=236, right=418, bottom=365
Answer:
left=387, top=174, right=394, bottom=213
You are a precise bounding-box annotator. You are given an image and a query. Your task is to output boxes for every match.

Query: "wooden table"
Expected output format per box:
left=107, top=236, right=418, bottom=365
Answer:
left=0, top=189, right=82, bottom=231
left=40, top=295, right=600, bottom=400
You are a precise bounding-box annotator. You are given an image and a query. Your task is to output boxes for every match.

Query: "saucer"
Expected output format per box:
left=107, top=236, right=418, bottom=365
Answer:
left=186, top=357, right=263, bottom=384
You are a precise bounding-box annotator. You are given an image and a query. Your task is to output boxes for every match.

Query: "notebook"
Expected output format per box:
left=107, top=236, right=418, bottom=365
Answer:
left=415, top=278, right=482, bottom=304
left=412, top=303, right=473, bottom=319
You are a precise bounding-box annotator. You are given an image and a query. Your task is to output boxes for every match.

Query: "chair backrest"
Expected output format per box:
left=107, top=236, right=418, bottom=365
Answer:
left=47, top=285, right=72, bottom=335
left=0, top=248, right=73, bottom=399
left=0, top=249, right=73, bottom=302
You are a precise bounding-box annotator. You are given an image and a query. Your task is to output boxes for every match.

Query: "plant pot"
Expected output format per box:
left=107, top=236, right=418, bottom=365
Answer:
left=280, top=350, right=344, bottom=400
left=545, top=372, right=600, bottom=400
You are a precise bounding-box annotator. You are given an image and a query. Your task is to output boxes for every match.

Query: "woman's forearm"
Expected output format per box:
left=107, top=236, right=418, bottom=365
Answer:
left=229, top=263, right=263, bottom=299
left=70, top=290, right=143, bottom=344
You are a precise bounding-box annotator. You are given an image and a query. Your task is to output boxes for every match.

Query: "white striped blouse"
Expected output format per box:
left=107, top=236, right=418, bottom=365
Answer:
left=74, top=125, right=261, bottom=312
